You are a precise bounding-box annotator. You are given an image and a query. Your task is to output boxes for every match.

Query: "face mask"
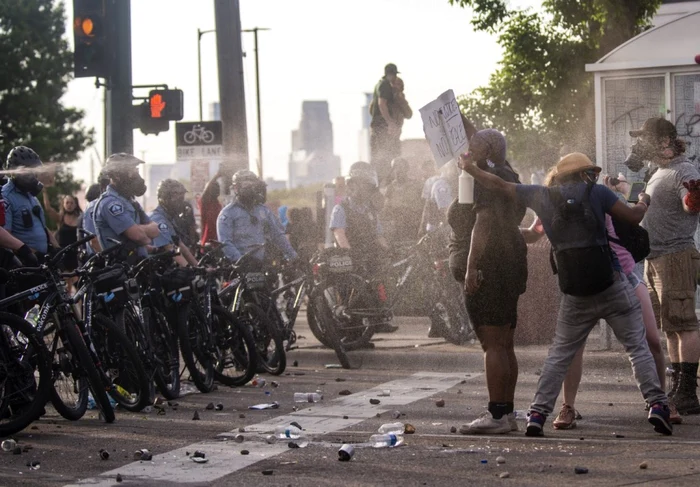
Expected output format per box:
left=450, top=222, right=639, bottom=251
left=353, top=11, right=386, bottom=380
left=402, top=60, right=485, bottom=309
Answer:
left=625, top=139, right=658, bottom=172
left=236, top=186, right=258, bottom=206
left=14, top=174, right=43, bottom=196
left=114, top=174, right=147, bottom=199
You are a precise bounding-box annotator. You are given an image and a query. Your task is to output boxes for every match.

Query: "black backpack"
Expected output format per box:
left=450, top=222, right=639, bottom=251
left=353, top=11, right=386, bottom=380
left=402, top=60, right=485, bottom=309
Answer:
left=607, top=218, right=650, bottom=263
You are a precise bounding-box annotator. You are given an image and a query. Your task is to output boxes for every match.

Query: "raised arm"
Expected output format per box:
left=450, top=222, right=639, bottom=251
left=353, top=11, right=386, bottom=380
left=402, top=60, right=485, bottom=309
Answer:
left=458, top=153, right=517, bottom=200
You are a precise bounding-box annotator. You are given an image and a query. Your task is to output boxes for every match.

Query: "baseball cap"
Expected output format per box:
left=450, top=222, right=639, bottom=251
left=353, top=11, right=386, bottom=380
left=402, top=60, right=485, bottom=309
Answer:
left=384, top=63, right=399, bottom=75
left=629, top=117, right=677, bottom=139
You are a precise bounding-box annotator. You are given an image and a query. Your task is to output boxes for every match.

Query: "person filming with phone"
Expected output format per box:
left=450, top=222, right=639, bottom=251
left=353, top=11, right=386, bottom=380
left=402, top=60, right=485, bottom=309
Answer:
left=628, top=117, right=700, bottom=417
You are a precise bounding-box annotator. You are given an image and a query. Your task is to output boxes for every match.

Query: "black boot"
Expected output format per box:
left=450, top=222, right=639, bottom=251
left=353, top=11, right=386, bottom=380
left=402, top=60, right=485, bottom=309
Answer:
left=668, top=363, right=681, bottom=400
left=674, top=362, right=700, bottom=415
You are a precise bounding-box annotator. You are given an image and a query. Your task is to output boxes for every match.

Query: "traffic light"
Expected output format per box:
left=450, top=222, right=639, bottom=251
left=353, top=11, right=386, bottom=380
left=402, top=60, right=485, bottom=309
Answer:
left=73, top=0, right=109, bottom=78
left=148, top=89, right=184, bottom=121
left=135, top=102, right=169, bottom=135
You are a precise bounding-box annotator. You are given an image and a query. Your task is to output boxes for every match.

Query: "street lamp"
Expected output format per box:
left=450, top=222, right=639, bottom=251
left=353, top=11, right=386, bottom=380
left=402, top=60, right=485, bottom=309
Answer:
left=197, top=28, right=216, bottom=122
left=197, top=26, right=269, bottom=178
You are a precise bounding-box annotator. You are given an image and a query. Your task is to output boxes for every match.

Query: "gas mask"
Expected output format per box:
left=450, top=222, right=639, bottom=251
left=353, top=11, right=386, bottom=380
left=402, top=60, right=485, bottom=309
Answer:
left=113, top=174, right=147, bottom=199
left=624, top=139, right=659, bottom=173
left=235, top=183, right=258, bottom=207
left=14, top=173, right=44, bottom=196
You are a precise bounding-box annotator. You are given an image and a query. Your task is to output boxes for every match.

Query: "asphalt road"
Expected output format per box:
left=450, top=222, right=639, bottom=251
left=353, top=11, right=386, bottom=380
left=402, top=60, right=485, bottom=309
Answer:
left=2, top=314, right=700, bottom=487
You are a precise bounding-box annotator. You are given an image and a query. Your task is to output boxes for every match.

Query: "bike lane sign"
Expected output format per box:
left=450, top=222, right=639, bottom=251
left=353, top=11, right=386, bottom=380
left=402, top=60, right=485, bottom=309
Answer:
left=175, top=121, right=223, bottom=160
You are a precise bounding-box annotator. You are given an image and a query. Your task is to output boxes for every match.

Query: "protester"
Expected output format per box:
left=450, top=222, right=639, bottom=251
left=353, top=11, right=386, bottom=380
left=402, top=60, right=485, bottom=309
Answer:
left=199, top=171, right=222, bottom=246
left=522, top=167, right=675, bottom=429
left=630, top=117, right=700, bottom=416
left=370, top=63, right=406, bottom=186
left=43, top=194, right=82, bottom=273
left=448, top=129, right=528, bottom=435
left=459, top=151, right=673, bottom=437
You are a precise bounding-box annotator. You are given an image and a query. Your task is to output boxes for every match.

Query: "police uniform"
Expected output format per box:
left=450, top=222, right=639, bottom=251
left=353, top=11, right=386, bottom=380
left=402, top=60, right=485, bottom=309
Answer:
left=94, top=185, right=151, bottom=258
left=82, top=198, right=98, bottom=255
left=2, top=179, right=49, bottom=254
left=149, top=206, right=178, bottom=248
left=216, top=202, right=297, bottom=262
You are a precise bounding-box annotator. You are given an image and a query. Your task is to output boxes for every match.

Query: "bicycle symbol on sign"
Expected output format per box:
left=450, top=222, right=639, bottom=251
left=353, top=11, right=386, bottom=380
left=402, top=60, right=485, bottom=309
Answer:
left=183, top=124, right=215, bottom=144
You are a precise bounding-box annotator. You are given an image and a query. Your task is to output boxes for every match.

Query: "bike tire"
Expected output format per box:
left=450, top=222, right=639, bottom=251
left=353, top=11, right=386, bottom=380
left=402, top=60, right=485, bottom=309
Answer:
left=0, top=313, right=53, bottom=437
left=313, top=278, right=374, bottom=350
left=44, top=321, right=89, bottom=421
left=149, top=307, right=181, bottom=400
left=244, top=302, right=286, bottom=376
left=211, top=305, right=258, bottom=387
left=61, top=316, right=115, bottom=423
left=310, top=291, right=351, bottom=369
left=178, top=302, right=215, bottom=393
left=91, top=315, right=151, bottom=412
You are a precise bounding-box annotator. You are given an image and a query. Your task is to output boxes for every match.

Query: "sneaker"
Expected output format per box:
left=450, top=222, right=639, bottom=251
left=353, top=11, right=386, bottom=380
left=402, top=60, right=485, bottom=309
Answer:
left=459, top=412, right=511, bottom=435
left=526, top=411, right=546, bottom=437
left=648, top=403, right=673, bottom=436
left=669, top=402, right=683, bottom=424
left=507, top=412, right=519, bottom=432
left=553, top=404, right=577, bottom=430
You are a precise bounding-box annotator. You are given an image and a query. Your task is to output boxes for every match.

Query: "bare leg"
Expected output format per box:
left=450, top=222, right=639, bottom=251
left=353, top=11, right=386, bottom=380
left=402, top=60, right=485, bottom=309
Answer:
left=476, top=325, right=513, bottom=403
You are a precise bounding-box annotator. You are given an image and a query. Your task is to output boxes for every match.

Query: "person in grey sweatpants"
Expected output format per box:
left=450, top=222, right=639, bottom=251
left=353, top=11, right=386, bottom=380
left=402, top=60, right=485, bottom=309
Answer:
left=458, top=151, right=672, bottom=437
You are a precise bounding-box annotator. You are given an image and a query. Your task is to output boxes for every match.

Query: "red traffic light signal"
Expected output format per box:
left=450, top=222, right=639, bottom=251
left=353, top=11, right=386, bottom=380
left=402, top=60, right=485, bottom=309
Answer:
left=73, top=0, right=109, bottom=78
left=148, top=89, right=184, bottom=121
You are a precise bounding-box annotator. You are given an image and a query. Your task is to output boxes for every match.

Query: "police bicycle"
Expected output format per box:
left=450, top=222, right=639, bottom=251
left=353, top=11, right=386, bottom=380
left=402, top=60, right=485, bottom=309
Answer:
left=307, top=230, right=474, bottom=368
left=0, top=234, right=116, bottom=423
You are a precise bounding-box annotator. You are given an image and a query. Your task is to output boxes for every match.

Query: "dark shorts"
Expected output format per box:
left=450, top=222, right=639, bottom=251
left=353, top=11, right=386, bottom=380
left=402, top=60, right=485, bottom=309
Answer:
left=464, top=271, right=525, bottom=328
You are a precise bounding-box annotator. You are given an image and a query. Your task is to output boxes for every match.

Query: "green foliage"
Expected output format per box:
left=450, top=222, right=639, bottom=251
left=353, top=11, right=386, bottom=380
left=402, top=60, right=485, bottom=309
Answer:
left=0, top=0, right=94, bottom=164
left=267, top=183, right=324, bottom=212
left=449, top=0, right=662, bottom=172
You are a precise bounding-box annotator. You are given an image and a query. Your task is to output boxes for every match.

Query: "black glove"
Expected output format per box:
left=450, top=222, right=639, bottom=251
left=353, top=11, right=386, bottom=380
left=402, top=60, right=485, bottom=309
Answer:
left=16, top=244, right=39, bottom=267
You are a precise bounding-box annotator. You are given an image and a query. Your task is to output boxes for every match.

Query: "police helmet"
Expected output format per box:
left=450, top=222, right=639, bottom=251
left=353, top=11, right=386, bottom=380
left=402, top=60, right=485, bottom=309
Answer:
left=5, top=146, right=42, bottom=171
left=157, top=178, right=187, bottom=202
left=231, top=169, right=260, bottom=187
left=102, top=153, right=144, bottom=178
left=85, top=183, right=102, bottom=203
left=346, top=161, right=378, bottom=188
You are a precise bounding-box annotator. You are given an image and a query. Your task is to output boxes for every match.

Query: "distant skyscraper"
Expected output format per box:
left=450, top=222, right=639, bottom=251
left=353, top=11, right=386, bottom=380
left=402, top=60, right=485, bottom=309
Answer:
left=288, top=101, right=341, bottom=188
left=358, top=92, right=373, bottom=162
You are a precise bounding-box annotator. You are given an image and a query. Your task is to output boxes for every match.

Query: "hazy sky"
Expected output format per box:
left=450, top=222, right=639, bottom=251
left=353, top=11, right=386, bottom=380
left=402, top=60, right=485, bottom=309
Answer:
left=63, top=0, right=539, bottom=183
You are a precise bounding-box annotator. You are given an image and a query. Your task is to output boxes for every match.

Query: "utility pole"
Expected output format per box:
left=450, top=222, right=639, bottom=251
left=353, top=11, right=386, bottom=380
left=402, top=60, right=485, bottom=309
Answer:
left=197, top=28, right=216, bottom=121
left=105, top=0, right=133, bottom=155
left=214, top=0, right=249, bottom=175
left=243, top=27, right=269, bottom=179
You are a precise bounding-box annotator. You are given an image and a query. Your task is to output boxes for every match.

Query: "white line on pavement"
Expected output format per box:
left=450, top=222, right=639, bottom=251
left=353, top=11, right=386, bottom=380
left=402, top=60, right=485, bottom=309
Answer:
left=66, top=372, right=472, bottom=486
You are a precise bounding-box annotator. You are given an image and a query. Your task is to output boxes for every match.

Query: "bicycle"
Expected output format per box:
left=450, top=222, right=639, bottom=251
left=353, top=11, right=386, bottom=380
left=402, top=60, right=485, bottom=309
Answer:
left=0, top=234, right=116, bottom=422
left=307, top=231, right=474, bottom=368
left=183, top=124, right=215, bottom=144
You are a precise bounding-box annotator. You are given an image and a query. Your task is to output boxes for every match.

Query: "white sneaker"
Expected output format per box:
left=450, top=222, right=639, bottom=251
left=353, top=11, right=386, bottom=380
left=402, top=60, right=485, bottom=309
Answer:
left=507, top=412, right=519, bottom=432
left=459, top=412, right=511, bottom=435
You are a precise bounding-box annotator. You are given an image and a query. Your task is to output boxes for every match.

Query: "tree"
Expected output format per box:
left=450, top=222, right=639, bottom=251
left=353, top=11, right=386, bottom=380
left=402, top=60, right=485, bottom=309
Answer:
left=449, top=0, right=662, bottom=172
left=0, top=0, right=93, bottom=179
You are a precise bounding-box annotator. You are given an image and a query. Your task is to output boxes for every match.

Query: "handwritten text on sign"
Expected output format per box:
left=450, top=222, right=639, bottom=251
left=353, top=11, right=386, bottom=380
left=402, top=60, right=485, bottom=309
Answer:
left=419, top=90, right=468, bottom=166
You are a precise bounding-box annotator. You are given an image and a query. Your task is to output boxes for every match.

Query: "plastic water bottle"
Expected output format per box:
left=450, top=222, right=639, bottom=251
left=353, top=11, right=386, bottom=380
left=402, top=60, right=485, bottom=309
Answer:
left=294, top=392, right=323, bottom=403
left=377, top=422, right=405, bottom=435
left=24, top=304, right=41, bottom=327
left=87, top=393, right=97, bottom=410
left=275, top=425, right=304, bottom=440
left=458, top=170, right=474, bottom=204
left=369, top=433, right=404, bottom=448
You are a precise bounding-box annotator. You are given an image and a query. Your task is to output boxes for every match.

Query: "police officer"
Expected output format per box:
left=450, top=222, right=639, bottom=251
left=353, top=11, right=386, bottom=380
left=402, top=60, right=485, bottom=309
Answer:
left=94, top=153, right=159, bottom=261
left=149, top=179, right=198, bottom=267
left=2, top=146, right=59, bottom=262
left=217, top=170, right=297, bottom=264
left=82, top=171, right=110, bottom=255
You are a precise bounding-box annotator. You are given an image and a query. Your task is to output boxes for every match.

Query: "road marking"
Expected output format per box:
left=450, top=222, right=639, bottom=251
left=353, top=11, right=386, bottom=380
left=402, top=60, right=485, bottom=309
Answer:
left=67, top=372, right=471, bottom=486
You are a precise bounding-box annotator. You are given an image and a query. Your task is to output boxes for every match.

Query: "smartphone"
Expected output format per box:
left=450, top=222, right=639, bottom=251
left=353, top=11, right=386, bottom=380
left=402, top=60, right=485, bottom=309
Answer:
left=627, top=182, right=646, bottom=203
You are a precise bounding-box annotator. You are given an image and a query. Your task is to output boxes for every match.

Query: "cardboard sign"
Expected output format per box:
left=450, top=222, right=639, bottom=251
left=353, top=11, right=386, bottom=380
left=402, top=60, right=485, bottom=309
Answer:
left=419, top=89, right=469, bottom=167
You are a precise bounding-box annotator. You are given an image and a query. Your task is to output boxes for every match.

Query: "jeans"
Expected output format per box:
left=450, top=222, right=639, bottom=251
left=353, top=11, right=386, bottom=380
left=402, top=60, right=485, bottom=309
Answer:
left=529, top=276, right=667, bottom=416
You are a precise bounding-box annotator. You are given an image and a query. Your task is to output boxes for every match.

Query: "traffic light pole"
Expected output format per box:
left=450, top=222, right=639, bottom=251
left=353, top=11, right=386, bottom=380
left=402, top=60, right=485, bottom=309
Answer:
left=243, top=27, right=269, bottom=179
left=197, top=28, right=215, bottom=121
left=105, top=0, right=133, bottom=156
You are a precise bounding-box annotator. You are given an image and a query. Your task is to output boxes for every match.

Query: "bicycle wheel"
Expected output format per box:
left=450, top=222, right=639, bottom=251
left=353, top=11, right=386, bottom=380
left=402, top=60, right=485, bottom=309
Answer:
left=91, top=315, right=151, bottom=412
left=211, top=305, right=257, bottom=387
left=60, top=316, right=115, bottom=423
left=44, top=320, right=89, bottom=421
left=309, top=290, right=351, bottom=369
left=313, top=276, right=374, bottom=350
left=178, top=302, right=215, bottom=393
left=243, top=302, right=286, bottom=376
left=149, top=307, right=181, bottom=400
left=430, top=282, right=475, bottom=345
left=0, top=312, right=52, bottom=437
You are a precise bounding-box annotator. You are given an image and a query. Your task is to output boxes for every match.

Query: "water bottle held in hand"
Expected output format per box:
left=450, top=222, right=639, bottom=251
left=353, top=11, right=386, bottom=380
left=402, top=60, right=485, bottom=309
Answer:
left=369, top=433, right=404, bottom=448
left=294, top=392, right=323, bottom=403
left=459, top=170, right=474, bottom=204
left=377, top=422, right=405, bottom=435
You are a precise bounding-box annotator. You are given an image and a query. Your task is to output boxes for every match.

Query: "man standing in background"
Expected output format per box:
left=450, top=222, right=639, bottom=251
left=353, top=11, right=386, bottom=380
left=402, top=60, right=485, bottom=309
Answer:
left=370, top=63, right=406, bottom=187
